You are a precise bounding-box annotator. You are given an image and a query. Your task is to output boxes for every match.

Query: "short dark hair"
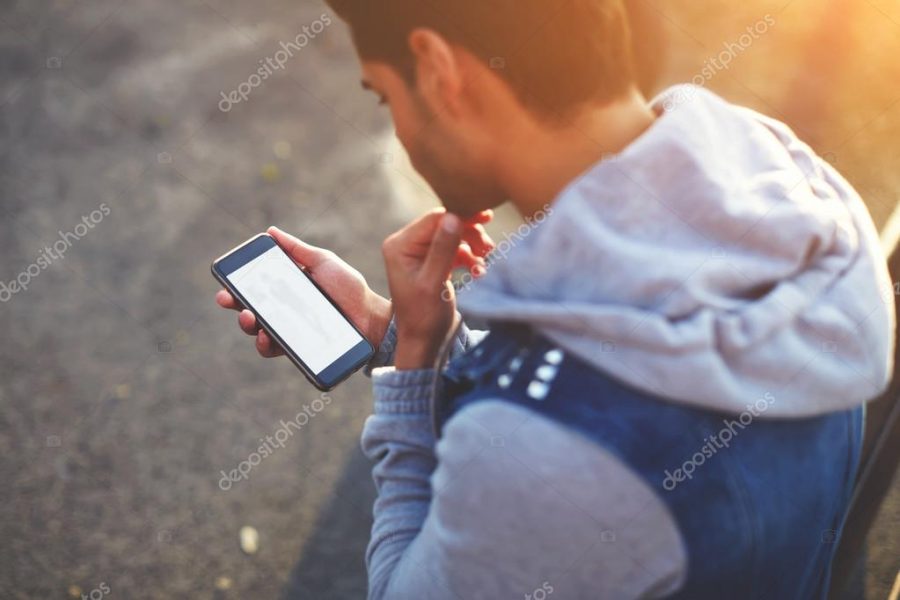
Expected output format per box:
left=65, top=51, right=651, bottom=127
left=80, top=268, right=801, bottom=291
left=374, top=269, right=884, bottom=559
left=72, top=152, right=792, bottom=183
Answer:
left=324, top=0, right=637, bottom=118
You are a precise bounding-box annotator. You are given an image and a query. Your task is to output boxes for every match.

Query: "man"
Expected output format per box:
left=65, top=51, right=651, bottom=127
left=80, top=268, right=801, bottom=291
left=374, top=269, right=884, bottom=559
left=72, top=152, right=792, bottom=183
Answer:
left=216, top=1, right=895, bottom=598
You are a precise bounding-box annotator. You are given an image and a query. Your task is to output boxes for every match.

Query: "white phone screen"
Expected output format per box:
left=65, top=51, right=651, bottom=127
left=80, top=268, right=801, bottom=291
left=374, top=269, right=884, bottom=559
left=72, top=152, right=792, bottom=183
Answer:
left=228, top=247, right=363, bottom=375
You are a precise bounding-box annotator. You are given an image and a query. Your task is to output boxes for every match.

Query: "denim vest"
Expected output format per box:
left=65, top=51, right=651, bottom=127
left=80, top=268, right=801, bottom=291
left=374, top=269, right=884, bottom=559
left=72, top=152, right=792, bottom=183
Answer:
left=435, top=323, right=863, bottom=599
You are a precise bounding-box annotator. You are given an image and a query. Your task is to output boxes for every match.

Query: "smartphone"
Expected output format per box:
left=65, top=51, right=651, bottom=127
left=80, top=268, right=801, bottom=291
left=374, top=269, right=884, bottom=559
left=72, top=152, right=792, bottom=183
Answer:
left=212, top=234, right=375, bottom=391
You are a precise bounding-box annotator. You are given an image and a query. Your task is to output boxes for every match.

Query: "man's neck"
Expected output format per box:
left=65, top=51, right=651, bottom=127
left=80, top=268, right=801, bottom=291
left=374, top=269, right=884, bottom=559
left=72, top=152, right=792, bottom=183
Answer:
left=496, top=88, right=657, bottom=219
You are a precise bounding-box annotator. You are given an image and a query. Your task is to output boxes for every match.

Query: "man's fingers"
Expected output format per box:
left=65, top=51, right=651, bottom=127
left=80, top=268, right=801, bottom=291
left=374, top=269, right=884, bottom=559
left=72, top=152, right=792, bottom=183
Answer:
left=455, top=244, right=485, bottom=269
left=216, top=289, right=242, bottom=311
left=421, top=213, right=464, bottom=284
left=395, top=209, right=447, bottom=247
left=382, top=210, right=449, bottom=264
left=234, top=309, right=283, bottom=357
left=238, top=310, right=259, bottom=336
left=268, top=226, right=328, bottom=269
left=255, top=329, right=284, bottom=358
left=464, top=210, right=493, bottom=225
left=462, top=223, right=495, bottom=257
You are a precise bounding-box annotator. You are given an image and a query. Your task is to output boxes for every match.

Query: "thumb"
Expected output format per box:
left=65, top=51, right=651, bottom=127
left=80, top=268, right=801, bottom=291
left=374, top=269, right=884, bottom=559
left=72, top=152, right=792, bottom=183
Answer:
left=268, top=226, right=327, bottom=268
left=421, top=213, right=463, bottom=285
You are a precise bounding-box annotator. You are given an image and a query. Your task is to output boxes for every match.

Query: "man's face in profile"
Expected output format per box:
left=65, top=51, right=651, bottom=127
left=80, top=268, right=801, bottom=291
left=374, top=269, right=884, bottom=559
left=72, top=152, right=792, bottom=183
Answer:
left=361, top=60, right=507, bottom=218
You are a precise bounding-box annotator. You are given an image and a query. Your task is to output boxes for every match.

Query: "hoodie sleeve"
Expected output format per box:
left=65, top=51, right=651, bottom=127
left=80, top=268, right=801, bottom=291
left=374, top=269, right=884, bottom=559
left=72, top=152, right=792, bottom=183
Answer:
left=362, top=371, right=687, bottom=599
left=365, top=317, right=487, bottom=376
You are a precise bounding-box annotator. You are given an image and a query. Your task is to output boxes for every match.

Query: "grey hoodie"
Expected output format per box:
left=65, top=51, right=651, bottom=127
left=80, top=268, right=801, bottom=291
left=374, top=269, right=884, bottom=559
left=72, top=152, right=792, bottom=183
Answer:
left=361, top=86, right=895, bottom=599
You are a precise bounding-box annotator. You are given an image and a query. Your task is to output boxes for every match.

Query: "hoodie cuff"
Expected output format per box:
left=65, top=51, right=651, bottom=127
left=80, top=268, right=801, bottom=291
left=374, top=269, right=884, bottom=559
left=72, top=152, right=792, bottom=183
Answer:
left=364, top=314, right=478, bottom=377
left=371, top=367, right=436, bottom=415
left=364, top=317, right=399, bottom=377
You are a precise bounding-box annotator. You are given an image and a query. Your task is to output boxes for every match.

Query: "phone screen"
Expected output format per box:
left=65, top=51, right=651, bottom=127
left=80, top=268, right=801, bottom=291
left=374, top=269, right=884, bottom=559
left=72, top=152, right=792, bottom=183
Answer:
left=215, top=235, right=372, bottom=388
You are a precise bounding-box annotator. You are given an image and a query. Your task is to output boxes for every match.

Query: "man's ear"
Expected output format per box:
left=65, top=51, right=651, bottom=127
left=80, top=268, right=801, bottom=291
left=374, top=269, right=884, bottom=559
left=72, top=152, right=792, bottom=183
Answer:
left=408, top=28, right=464, bottom=117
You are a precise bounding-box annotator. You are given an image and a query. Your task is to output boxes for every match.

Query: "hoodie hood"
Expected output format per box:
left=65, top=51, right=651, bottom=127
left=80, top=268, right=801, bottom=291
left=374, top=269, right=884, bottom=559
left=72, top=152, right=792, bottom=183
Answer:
left=457, top=85, right=895, bottom=418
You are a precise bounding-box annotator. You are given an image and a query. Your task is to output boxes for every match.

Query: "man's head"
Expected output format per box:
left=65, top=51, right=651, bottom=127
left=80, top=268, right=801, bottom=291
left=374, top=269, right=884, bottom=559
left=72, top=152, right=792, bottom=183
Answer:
left=325, top=0, right=638, bottom=216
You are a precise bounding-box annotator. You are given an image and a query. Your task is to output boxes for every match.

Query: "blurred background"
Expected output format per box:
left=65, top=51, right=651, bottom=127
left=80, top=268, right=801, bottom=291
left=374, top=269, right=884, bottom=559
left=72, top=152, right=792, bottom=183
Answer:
left=1, top=0, right=898, bottom=598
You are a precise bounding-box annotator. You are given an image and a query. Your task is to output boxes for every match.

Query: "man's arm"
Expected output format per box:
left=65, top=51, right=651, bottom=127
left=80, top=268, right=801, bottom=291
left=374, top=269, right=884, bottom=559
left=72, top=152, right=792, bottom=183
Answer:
left=361, top=374, right=688, bottom=599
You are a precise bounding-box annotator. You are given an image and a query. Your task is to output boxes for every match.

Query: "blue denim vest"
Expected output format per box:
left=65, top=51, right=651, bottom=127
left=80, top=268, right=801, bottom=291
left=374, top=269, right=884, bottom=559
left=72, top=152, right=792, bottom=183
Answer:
left=435, top=323, right=863, bottom=599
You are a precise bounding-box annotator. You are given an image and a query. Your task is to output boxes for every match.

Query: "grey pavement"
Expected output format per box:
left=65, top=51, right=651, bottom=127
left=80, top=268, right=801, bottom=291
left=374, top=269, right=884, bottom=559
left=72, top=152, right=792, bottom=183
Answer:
left=1, top=1, right=898, bottom=599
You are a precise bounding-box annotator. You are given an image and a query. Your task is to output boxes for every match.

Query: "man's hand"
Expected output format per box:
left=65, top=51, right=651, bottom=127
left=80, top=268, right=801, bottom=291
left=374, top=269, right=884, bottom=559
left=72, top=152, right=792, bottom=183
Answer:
left=383, top=209, right=494, bottom=370
left=215, top=226, right=394, bottom=358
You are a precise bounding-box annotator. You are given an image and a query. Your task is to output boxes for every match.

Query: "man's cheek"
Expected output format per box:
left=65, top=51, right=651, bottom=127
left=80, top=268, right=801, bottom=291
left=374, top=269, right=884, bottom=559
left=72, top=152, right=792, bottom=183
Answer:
left=392, top=116, right=421, bottom=155
left=400, top=134, right=435, bottom=180
left=391, top=94, right=431, bottom=151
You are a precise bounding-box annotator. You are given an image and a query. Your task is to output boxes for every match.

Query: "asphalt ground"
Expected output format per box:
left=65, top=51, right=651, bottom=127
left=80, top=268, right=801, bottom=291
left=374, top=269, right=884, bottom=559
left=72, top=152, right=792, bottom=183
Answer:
left=0, top=0, right=898, bottom=598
